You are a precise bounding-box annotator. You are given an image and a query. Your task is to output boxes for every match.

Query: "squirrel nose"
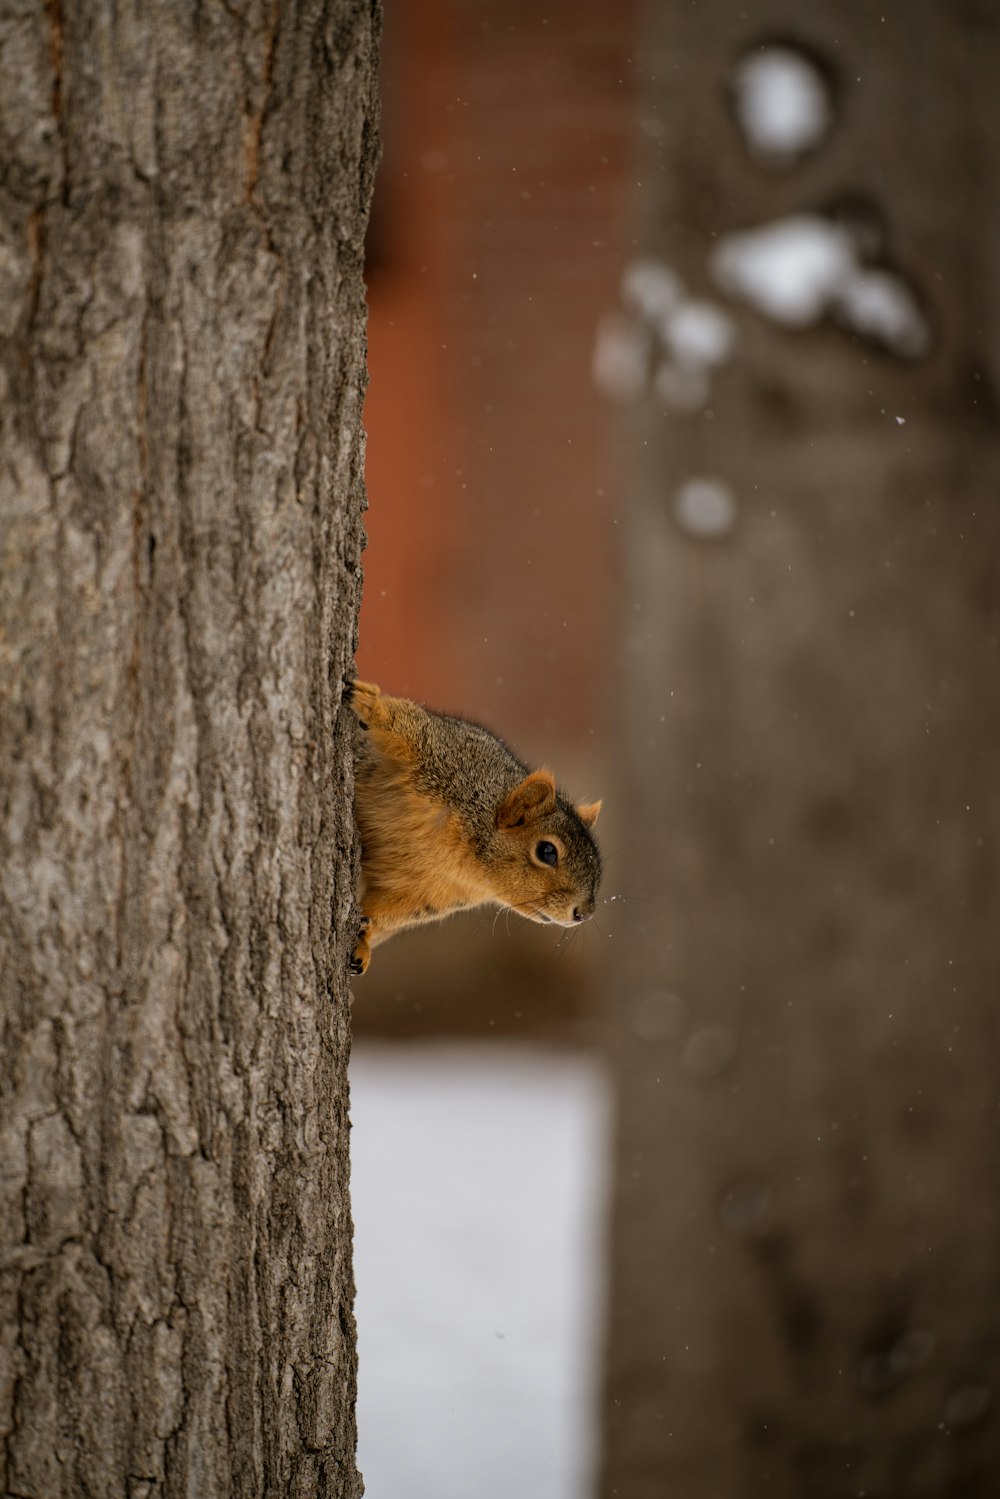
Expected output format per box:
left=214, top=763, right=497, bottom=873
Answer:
left=572, top=901, right=594, bottom=923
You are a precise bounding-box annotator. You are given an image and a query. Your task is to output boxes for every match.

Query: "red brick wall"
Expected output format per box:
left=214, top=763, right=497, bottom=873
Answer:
left=361, top=0, right=637, bottom=749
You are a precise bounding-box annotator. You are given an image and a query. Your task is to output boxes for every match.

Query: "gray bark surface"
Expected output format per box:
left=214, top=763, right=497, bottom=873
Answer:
left=601, top=3, right=1000, bottom=1497
left=0, top=2, right=378, bottom=1494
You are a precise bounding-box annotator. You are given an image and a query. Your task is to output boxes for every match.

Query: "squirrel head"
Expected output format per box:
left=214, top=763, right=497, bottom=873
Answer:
left=493, top=770, right=602, bottom=928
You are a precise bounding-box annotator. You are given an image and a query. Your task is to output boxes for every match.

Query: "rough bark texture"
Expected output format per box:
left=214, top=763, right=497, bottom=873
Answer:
left=601, top=3, right=1000, bottom=1497
left=0, top=1, right=378, bottom=1494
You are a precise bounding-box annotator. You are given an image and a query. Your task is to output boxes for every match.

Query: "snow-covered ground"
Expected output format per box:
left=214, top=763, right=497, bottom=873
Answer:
left=350, top=1042, right=611, bottom=1499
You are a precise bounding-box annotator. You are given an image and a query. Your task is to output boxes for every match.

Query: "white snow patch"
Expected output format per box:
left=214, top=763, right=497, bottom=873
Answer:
left=597, top=258, right=737, bottom=410
left=711, top=213, right=930, bottom=357
left=665, top=300, right=736, bottom=369
left=351, top=1042, right=611, bottom=1499
left=674, top=478, right=738, bottom=539
left=830, top=265, right=931, bottom=359
left=732, top=46, right=832, bottom=165
left=712, top=215, right=855, bottom=326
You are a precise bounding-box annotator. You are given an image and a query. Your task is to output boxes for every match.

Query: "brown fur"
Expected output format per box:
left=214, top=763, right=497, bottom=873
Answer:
left=347, top=680, right=602, bottom=974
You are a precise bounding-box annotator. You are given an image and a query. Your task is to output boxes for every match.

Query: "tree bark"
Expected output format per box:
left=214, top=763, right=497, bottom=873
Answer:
left=0, top=2, right=378, bottom=1494
left=601, top=3, right=1000, bottom=1496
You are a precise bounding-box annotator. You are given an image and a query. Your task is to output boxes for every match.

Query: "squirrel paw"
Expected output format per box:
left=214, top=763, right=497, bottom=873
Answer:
left=345, top=679, right=383, bottom=731
left=350, top=916, right=372, bottom=976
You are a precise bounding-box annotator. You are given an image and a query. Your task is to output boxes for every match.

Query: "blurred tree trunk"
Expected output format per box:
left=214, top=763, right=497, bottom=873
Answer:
left=0, top=2, right=378, bottom=1495
left=602, top=3, right=1000, bottom=1496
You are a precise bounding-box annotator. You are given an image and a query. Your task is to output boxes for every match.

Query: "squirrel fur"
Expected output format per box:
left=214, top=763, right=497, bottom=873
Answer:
left=346, top=680, right=602, bottom=975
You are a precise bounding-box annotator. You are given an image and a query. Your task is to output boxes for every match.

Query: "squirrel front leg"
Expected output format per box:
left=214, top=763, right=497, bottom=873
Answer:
left=347, top=680, right=419, bottom=976
left=346, top=679, right=388, bottom=731
left=350, top=915, right=373, bottom=976
left=346, top=678, right=426, bottom=764
left=350, top=892, right=425, bottom=975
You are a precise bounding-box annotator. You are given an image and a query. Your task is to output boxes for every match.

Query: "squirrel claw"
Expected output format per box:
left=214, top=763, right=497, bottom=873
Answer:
left=350, top=919, right=372, bottom=976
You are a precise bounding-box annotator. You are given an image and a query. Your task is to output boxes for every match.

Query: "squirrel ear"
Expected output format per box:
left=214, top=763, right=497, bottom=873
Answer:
left=497, top=770, right=557, bottom=829
left=577, top=799, right=602, bottom=828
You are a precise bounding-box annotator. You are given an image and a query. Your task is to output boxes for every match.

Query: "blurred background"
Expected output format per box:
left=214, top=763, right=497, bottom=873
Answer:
left=350, top=3, right=1000, bottom=1496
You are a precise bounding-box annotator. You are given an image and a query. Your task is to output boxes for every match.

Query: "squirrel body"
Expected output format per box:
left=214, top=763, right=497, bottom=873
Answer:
left=347, top=680, right=602, bottom=974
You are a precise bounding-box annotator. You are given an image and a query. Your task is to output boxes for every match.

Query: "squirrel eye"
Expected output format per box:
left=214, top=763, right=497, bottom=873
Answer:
left=535, top=840, right=559, bottom=866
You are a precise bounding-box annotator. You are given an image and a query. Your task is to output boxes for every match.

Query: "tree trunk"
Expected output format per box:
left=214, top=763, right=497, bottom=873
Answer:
left=601, top=3, right=1000, bottom=1496
left=0, top=2, right=378, bottom=1494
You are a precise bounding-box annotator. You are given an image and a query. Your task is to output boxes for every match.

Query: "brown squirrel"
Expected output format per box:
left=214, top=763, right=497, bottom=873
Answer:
left=346, top=680, right=602, bottom=975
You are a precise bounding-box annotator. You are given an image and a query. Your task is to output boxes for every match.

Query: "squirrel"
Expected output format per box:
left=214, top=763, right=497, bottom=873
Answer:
left=345, top=679, right=602, bottom=975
